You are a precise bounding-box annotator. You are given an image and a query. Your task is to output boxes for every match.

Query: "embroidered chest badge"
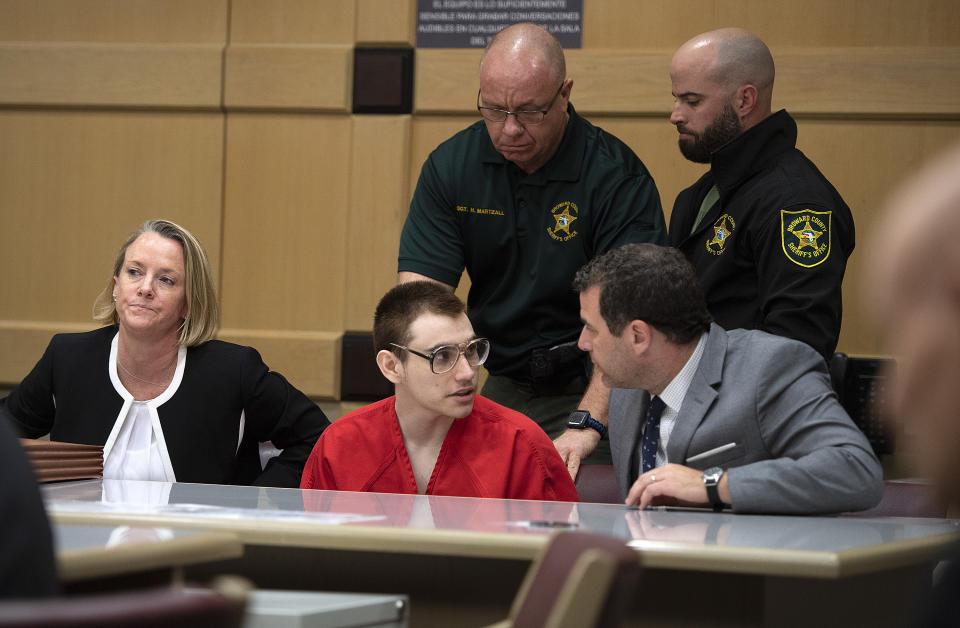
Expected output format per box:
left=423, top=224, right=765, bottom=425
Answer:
left=547, top=201, right=579, bottom=242
left=781, top=209, right=831, bottom=267
left=705, top=214, right=736, bottom=256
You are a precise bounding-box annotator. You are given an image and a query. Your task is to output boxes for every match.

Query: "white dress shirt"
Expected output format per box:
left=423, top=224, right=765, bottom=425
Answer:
left=647, top=332, right=708, bottom=470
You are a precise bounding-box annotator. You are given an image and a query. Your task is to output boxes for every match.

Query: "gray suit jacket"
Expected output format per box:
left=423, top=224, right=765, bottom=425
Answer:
left=609, top=324, right=883, bottom=514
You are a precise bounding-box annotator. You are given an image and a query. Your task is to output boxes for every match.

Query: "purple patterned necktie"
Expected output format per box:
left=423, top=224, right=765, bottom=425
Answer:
left=641, top=396, right=666, bottom=474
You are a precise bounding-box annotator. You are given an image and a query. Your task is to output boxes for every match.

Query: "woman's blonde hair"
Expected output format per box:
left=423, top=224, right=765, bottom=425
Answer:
left=93, top=219, right=220, bottom=346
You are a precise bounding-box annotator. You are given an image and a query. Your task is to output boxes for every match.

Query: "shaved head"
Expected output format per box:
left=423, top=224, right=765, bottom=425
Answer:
left=676, top=27, right=775, bottom=97
left=670, top=27, right=774, bottom=145
left=481, top=23, right=566, bottom=86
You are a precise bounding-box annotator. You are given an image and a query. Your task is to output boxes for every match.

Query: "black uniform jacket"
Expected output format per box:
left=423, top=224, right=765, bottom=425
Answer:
left=0, top=326, right=329, bottom=487
left=669, top=110, right=854, bottom=361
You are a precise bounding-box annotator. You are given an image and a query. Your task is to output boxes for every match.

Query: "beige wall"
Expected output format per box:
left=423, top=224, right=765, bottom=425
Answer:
left=1, top=0, right=958, bottom=397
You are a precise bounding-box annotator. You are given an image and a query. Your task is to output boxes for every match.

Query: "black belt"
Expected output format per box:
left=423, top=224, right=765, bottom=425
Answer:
left=510, top=341, right=589, bottom=396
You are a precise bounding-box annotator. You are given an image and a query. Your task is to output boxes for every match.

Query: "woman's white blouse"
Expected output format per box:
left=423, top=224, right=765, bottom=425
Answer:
left=101, top=333, right=185, bottom=482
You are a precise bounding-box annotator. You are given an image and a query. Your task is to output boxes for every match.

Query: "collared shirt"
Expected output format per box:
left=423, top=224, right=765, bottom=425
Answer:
left=398, top=104, right=667, bottom=377
left=646, top=333, right=708, bottom=469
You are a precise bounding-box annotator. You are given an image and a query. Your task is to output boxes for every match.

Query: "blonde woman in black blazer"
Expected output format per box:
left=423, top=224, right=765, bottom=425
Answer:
left=1, top=219, right=328, bottom=487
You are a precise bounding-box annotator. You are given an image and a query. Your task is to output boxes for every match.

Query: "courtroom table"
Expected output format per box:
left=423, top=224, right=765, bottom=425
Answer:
left=43, top=480, right=960, bottom=628
left=54, top=522, right=242, bottom=593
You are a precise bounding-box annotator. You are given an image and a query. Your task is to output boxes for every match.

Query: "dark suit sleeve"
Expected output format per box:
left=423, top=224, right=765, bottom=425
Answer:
left=238, top=347, right=330, bottom=488
left=0, top=417, right=59, bottom=598
left=751, top=202, right=850, bottom=360
left=725, top=340, right=882, bottom=514
left=0, top=337, right=58, bottom=439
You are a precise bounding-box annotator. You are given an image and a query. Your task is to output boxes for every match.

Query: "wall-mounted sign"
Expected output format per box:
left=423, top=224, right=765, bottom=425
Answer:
left=416, top=0, right=583, bottom=49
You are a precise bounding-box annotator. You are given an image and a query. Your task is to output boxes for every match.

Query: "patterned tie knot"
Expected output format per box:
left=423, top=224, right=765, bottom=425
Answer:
left=646, top=396, right=665, bottom=427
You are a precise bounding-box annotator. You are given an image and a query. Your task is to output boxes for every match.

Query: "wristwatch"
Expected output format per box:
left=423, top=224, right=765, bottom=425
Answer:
left=567, top=410, right=607, bottom=440
left=702, top=466, right=725, bottom=511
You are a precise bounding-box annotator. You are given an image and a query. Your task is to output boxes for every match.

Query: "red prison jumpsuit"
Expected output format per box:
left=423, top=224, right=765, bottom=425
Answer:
left=301, top=395, right=579, bottom=502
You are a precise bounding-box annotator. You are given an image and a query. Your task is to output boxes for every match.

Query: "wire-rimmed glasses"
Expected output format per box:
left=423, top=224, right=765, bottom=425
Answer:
left=477, top=83, right=564, bottom=125
left=390, top=338, right=491, bottom=374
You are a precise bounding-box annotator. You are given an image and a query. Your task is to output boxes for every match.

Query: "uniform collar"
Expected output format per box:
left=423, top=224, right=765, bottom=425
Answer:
left=709, top=109, right=797, bottom=196
left=479, top=103, right=584, bottom=184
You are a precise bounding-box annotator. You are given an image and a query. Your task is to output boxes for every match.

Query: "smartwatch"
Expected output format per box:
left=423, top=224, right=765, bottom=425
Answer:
left=702, top=466, right=725, bottom=511
left=567, top=410, right=607, bottom=440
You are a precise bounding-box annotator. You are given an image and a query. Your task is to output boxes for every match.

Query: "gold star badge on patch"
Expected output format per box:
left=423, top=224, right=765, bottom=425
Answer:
left=552, top=207, right=577, bottom=236
left=781, top=209, right=832, bottom=268
left=705, top=214, right=735, bottom=256
left=789, top=220, right=823, bottom=251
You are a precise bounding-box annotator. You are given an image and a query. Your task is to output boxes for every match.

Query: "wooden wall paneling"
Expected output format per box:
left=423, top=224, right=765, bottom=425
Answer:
left=229, top=0, right=355, bottom=44
left=344, top=115, right=412, bottom=330
left=220, top=113, right=351, bottom=396
left=413, top=49, right=482, bottom=113
left=223, top=44, right=352, bottom=111
left=581, top=0, right=960, bottom=48
left=773, top=48, right=960, bottom=117
left=216, top=328, right=341, bottom=399
left=796, top=120, right=960, bottom=356
left=0, top=0, right=227, bottom=43
left=0, top=322, right=97, bottom=387
left=0, top=43, right=223, bottom=108
left=566, top=50, right=671, bottom=114
left=0, top=110, right=224, bottom=385
left=0, top=110, right=224, bottom=323
left=221, top=113, right=351, bottom=331
left=416, top=48, right=960, bottom=117
left=355, top=0, right=416, bottom=45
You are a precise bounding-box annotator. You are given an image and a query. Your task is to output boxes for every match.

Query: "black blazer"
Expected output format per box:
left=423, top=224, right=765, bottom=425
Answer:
left=1, top=326, right=329, bottom=487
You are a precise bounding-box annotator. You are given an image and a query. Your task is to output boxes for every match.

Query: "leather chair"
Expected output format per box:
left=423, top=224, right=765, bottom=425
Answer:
left=829, top=353, right=896, bottom=457
left=844, top=480, right=948, bottom=519
left=0, top=577, right=249, bottom=628
left=485, top=530, right=641, bottom=628
left=575, top=465, right=621, bottom=504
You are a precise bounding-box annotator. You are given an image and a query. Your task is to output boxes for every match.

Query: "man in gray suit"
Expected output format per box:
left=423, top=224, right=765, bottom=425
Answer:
left=573, top=243, right=882, bottom=514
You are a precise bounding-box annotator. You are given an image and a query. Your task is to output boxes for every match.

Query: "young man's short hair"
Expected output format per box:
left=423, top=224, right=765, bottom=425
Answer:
left=373, top=282, right=466, bottom=357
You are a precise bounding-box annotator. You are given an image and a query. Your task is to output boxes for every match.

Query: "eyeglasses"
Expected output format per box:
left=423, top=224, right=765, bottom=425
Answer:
left=390, top=338, right=490, bottom=374
left=477, top=83, right=564, bottom=125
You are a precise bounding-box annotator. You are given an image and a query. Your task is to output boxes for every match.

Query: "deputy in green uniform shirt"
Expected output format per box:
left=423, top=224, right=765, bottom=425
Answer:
left=398, top=23, right=667, bottom=468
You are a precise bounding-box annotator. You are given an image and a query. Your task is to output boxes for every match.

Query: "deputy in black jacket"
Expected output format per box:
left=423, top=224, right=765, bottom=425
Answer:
left=667, top=28, right=853, bottom=361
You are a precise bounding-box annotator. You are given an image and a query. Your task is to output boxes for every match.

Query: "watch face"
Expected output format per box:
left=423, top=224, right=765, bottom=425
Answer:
left=567, top=410, right=590, bottom=428
left=703, top=466, right=724, bottom=483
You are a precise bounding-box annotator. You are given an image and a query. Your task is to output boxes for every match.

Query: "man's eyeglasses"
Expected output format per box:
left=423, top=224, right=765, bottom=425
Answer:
left=390, top=338, right=491, bottom=374
left=477, top=83, right=564, bottom=125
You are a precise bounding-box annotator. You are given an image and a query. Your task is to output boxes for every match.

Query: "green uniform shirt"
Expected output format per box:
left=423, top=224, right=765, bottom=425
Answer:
left=399, top=105, right=667, bottom=378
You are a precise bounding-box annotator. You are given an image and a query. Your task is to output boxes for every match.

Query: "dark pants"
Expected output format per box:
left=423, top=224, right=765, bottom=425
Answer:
left=481, top=373, right=612, bottom=465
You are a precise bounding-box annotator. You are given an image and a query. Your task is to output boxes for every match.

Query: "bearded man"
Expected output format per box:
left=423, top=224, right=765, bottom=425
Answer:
left=668, top=28, right=854, bottom=362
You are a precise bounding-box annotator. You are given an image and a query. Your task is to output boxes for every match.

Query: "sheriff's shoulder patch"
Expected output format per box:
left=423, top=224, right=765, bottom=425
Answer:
left=781, top=209, right=831, bottom=267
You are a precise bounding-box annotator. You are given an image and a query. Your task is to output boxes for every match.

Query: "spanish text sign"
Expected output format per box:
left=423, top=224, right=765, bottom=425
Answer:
left=416, top=0, right=583, bottom=49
